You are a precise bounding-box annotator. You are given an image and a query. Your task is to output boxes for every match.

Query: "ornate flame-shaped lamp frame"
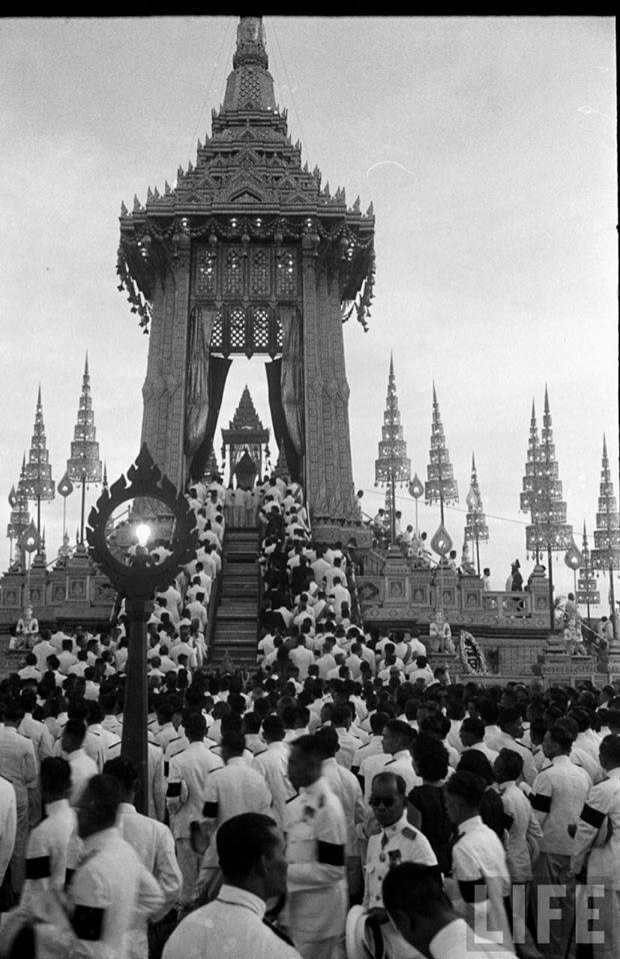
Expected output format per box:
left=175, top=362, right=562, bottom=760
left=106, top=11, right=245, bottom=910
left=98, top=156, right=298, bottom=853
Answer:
left=85, top=444, right=197, bottom=814
left=86, top=444, right=197, bottom=598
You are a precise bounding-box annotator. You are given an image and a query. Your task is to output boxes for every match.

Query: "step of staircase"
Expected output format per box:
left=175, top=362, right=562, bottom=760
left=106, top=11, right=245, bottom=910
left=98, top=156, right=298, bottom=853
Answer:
left=209, top=526, right=262, bottom=667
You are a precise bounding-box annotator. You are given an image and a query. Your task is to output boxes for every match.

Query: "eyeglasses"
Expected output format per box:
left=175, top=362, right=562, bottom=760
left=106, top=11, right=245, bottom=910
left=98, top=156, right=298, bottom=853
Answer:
left=369, top=796, right=396, bottom=808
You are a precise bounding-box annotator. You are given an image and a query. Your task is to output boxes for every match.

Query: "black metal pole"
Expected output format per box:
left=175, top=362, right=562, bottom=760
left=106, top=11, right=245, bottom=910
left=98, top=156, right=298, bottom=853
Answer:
left=609, top=564, right=617, bottom=640
left=475, top=533, right=480, bottom=576
left=121, top=594, right=151, bottom=814
left=584, top=551, right=592, bottom=629
left=80, top=473, right=86, bottom=544
left=548, top=544, right=554, bottom=633
left=390, top=468, right=396, bottom=545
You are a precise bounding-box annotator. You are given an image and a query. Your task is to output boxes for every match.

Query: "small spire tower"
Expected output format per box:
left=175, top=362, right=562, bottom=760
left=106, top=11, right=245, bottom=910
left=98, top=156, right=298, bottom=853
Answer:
left=22, top=386, right=55, bottom=542
left=67, top=354, right=103, bottom=543
left=374, top=355, right=411, bottom=543
left=590, top=435, right=620, bottom=637
left=425, top=384, right=458, bottom=527
left=521, top=386, right=573, bottom=630
left=464, top=452, right=489, bottom=574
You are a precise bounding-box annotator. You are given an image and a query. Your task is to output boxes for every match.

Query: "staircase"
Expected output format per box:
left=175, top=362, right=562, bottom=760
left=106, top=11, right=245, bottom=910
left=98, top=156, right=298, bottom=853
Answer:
left=209, top=527, right=261, bottom=669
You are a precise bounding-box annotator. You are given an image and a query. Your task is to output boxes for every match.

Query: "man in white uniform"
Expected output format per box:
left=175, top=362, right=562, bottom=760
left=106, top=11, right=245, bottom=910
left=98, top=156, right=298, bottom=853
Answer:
left=283, top=734, right=348, bottom=959
left=163, top=812, right=302, bottom=958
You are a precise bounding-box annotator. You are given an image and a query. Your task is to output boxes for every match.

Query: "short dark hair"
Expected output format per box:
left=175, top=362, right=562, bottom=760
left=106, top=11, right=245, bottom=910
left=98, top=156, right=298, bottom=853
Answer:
left=371, top=771, right=407, bottom=796
left=460, top=716, right=485, bottom=741
left=184, top=712, right=207, bottom=739
left=80, top=774, right=122, bottom=829
left=547, top=723, right=575, bottom=753
left=457, top=749, right=494, bottom=786
left=494, top=747, right=524, bottom=782
left=445, top=769, right=486, bottom=807
left=411, top=733, right=449, bottom=782
left=40, top=757, right=71, bottom=796
left=314, top=725, right=339, bottom=759
left=600, top=733, right=620, bottom=764
left=220, top=730, right=245, bottom=755
left=102, top=756, right=137, bottom=792
left=216, top=812, right=281, bottom=880
left=261, top=715, right=285, bottom=741
left=383, top=862, right=448, bottom=917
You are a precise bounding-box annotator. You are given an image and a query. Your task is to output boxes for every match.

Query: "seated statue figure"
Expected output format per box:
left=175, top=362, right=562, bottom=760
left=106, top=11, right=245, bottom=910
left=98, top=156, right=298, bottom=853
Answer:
left=429, top=609, right=454, bottom=654
left=14, top=605, right=40, bottom=649
left=564, top=619, right=588, bottom=656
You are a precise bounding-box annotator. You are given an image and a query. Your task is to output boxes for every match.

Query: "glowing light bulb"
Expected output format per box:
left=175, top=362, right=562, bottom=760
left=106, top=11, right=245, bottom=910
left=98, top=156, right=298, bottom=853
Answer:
left=135, top=523, right=151, bottom=547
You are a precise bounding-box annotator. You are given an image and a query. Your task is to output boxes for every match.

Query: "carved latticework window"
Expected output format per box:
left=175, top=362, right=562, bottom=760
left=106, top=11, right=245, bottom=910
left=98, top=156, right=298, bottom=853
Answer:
left=239, top=70, right=261, bottom=107
left=195, top=248, right=217, bottom=295
left=277, top=250, right=297, bottom=295
left=211, top=309, right=224, bottom=351
left=229, top=307, right=246, bottom=350
left=192, top=243, right=297, bottom=356
left=208, top=305, right=284, bottom=358
left=224, top=249, right=243, bottom=295
left=250, top=249, right=270, bottom=295
left=252, top=306, right=270, bottom=350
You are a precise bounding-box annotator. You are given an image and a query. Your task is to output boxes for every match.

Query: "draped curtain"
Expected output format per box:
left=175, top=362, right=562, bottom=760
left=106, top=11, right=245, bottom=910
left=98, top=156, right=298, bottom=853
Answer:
left=184, top=307, right=215, bottom=460
left=190, top=354, right=232, bottom=480
left=265, top=359, right=301, bottom=482
left=280, top=307, right=304, bottom=459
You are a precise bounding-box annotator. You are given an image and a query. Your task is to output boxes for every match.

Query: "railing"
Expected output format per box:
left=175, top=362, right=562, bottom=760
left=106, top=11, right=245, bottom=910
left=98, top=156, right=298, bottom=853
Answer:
left=204, top=569, right=222, bottom=664
left=481, top=591, right=534, bottom=620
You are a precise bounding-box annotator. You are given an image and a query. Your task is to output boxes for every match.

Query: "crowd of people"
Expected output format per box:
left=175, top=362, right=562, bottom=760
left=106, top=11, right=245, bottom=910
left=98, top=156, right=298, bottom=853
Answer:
left=0, top=470, right=619, bottom=958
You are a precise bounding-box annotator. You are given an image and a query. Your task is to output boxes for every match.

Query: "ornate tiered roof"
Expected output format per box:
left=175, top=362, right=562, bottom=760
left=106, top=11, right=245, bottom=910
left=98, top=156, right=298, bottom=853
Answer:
left=228, top=385, right=265, bottom=432
left=117, top=16, right=375, bottom=332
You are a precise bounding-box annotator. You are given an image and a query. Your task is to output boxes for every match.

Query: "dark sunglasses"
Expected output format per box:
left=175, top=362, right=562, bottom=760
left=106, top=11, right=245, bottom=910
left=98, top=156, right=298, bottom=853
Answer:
left=369, top=796, right=396, bottom=808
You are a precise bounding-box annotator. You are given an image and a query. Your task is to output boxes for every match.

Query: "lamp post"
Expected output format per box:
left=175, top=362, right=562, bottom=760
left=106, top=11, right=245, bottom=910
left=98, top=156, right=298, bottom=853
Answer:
left=86, top=444, right=197, bottom=812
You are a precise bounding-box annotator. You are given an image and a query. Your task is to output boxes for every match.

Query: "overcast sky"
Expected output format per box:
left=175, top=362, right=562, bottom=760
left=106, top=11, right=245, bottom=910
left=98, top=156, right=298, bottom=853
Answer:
left=0, top=15, right=617, bottom=601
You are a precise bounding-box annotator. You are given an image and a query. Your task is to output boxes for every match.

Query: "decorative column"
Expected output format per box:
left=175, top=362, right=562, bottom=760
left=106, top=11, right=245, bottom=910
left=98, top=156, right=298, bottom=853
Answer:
left=521, top=387, right=573, bottom=631
left=6, top=458, right=31, bottom=568
left=577, top=522, right=599, bottom=629
left=374, top=354, right=411, bottom=544
left=464, top=453, right=489, bottom=575
left=66, top=354, right=103, bottom=543
left=22, top=387, right=55, bottom=549
left=590, top=436, right=620, bottom=639
left=425, top=385, right=458, bottom=613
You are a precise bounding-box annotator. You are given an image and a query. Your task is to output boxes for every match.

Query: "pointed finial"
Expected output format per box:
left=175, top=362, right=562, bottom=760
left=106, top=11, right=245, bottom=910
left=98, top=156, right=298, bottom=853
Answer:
left=366, top=201, right=374, bottom=217
left=133, top=194, right=141, bottom=212
left=153, top=186, right=160, bottom=199
left=120, top=200, right=128, bottom=216
left=37, top=384, right=42, bottom=405
left=472, top=451, right=476, bottom=471
left=197, top=138, right=203, bottom=152
left=84, top=352, right=89, bottom=376
left=164, top=180, right=171, bottom=195
left=544, top=383, right=550, bottom=413
left=146, top=186, right=154, bottom=202
left=353, top=195, right=361, bottom=212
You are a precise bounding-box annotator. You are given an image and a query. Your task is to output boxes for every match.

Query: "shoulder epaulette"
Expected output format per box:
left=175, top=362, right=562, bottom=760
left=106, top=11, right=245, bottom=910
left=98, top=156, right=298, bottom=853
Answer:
left=401, top=826, right=418, bottom=841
